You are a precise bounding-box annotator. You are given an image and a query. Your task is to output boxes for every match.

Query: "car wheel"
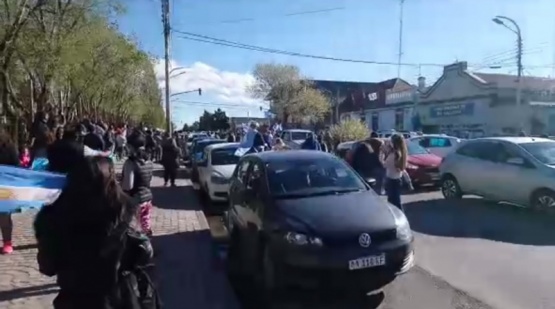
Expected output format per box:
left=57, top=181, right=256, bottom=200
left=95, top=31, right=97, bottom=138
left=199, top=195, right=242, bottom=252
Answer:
left=261, top=247, right=285, bottom=293
left=530, top=189, right=555, bottom=213
left=441, top=175, right=462, bottom=199
left=226, top=229, right=243, bottom=277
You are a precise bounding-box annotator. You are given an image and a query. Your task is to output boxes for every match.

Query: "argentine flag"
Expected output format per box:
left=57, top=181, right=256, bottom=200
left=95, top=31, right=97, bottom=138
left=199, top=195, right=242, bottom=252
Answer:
left=0, top=165, right=66, bottom=214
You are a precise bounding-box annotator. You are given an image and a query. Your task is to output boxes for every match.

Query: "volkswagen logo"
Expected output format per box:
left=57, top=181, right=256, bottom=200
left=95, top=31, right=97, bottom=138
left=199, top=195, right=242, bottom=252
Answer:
left=359, top=233, right=372, bottom=248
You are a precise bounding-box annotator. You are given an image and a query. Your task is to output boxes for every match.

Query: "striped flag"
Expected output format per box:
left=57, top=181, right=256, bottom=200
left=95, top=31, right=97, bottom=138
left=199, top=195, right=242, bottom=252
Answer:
left=0, top=165, right=66, bottom=214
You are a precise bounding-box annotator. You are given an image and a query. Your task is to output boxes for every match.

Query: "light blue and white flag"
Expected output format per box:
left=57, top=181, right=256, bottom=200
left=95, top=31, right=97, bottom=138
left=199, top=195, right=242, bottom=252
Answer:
left=0, top=165, right=66, bottom=214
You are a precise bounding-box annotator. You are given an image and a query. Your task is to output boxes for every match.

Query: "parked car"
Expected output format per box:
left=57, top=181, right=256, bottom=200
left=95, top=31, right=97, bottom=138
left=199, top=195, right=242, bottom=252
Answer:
left=339, top=139, right=441, bottom=187
left=409, top=134, right=463, bottom=157
left=278, top=129, right=313, bottom=149
left=198, top=143, right=240, bottom=202
left=225, top=150, right=414, bottom=295
left=190, top=139, right=226, bottom=183
left=405, top=141, right=442, bottom=187
left=440, top=137, right=555, bottom=210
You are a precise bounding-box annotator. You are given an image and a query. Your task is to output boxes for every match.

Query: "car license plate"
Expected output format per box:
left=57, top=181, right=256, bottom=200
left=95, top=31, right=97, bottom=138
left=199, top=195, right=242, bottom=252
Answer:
left=348, top=254, right=386, bottom=270
left=429, top=173, right=440, bottom=180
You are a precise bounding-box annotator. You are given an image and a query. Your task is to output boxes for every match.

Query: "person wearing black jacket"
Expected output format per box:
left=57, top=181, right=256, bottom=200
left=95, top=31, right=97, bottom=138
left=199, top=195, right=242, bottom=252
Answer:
left=351, top=140, right=383, bottom=193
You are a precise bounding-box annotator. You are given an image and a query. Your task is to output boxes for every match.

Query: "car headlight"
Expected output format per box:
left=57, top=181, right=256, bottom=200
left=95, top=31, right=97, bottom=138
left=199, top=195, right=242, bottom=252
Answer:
left=210, top=172, right=228, bottom=185
left=406, top=163, right=418, bottom=169
left=284, top=232, right=323, bottom=246
left=390, top=206, right=412, bottom=240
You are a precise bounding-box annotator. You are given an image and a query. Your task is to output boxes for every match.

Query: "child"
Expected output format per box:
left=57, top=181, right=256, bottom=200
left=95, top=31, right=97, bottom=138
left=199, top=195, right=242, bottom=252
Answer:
left=19, top=146, right=31, bottom=168
left=121, top=132, right=154, bottom=236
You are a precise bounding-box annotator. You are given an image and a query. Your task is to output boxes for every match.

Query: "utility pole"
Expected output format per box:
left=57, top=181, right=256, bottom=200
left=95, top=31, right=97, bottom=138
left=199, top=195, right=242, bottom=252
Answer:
left=162, top=0, right=172, bottom=133
left=397, top=0, right=405, bottom=78
left=492, top=16, right=523, bottom=130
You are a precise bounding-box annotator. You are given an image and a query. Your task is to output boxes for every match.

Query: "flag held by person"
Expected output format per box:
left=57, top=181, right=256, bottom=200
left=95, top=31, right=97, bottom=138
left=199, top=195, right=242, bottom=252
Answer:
left=0, top=165, right=66, bottom=214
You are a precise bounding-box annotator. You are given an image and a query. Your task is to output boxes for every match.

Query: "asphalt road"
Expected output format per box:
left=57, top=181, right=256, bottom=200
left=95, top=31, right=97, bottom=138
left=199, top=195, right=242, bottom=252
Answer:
left=202, top=188, right=555, bottom=309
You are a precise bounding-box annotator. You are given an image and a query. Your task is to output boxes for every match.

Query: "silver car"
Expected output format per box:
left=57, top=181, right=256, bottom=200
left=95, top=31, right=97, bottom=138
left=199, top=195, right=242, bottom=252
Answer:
left=439, top=137, right=555, bottom=211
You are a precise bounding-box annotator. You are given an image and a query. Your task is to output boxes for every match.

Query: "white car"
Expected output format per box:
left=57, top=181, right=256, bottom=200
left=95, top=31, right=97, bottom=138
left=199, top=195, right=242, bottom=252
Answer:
left=198, top=142, right=240, bottom=202
left=279, top=129, right=313, bottom=149
left=409, top=134, right=463, bottom=157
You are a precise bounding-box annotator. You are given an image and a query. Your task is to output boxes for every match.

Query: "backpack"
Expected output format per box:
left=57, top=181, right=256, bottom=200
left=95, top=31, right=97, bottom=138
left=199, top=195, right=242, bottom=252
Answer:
left=104, top=224, right=161, bottom=309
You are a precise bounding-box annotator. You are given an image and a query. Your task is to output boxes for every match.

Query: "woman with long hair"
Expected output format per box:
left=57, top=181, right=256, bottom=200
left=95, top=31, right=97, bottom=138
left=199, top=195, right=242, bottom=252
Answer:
left=34, top=156, right=150, bottom=308
left=121, top=132, right=154, bottom=236
left=0, top=130, right=19, bottom=254
left=383, top=134, right=408, bottom=210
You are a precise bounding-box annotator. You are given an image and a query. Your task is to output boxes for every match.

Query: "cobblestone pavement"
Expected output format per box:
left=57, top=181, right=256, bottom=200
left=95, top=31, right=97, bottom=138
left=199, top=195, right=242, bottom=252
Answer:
left=0, top=165, right=240, bottom=309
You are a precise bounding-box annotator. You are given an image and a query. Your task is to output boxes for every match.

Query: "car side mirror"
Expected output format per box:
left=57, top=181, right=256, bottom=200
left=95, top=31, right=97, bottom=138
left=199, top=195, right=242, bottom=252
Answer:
left=365, top=177, right=376, bottom=187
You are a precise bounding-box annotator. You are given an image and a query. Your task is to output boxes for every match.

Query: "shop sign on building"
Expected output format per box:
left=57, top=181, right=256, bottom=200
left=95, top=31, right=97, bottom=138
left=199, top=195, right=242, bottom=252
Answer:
left=430, top=102, right=475, bottom=118
left=385, top=90, right=414, bottom=105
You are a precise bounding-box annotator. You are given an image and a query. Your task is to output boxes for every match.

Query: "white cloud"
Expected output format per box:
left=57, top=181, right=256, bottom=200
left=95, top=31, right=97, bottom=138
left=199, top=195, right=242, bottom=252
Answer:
left=153, top=59, right=261, bottom=106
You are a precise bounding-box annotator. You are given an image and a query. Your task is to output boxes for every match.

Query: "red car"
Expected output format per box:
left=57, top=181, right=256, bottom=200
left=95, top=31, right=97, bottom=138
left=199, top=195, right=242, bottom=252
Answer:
left=344, top=140, right=441, bottom=187
left=404, top=142, right=442, bottom=187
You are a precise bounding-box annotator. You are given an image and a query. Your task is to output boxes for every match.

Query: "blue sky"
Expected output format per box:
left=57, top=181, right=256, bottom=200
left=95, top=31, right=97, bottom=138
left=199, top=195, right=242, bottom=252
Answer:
left=118, top=0, right=555, bottom=126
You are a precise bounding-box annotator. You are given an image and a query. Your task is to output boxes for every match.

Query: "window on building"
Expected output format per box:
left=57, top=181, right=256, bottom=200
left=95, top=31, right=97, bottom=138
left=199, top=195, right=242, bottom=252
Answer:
left=395, top=109, right=404, bottom=130
left=371, top=113, right=379, bottom=131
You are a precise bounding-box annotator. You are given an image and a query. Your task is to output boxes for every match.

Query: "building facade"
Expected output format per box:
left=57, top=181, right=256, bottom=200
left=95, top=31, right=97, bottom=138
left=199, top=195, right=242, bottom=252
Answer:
left=417, top=61, right=555, bottom=137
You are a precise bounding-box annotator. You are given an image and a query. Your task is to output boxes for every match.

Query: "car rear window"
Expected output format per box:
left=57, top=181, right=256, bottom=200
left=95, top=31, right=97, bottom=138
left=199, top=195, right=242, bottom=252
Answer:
left=266, top=157, right=366, bottom=196
left=194, top=140, right=224, bottom=153
left=291, top=132, right=311, bottom=140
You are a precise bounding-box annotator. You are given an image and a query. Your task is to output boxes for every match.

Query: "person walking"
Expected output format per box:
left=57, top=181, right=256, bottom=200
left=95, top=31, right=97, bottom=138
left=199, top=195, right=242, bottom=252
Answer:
left=383, top=134, right=408, bottom=210
left=121, top=132, right=154, bottom=236
left=301, top=133, right=322, bottom=151
left=161, top=133, right=180, bottom=186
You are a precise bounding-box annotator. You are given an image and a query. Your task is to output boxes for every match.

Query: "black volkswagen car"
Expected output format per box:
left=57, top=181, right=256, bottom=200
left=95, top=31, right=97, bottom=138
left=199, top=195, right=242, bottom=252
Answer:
left=225, top=150, right=414, bottom=295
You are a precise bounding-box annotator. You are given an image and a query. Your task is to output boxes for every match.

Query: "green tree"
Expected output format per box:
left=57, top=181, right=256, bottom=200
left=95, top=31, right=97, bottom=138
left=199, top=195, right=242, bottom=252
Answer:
left=198, top=110, right=213, bottom=131
left=248, top=63, right=330, bottom=123
left=329, top=119, right=369, bottom=144
left=212, top=108, right=229, bottom=131
left=0, top=0, right=165, bottom=138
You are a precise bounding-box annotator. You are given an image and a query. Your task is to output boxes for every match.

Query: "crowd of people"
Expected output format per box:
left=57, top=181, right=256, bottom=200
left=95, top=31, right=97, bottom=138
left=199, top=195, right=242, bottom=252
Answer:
left=210, top=121, right=410, bottom=211
left=0, top=115, right=412, bottom=308
left=0, top=115, right=177, bottom=308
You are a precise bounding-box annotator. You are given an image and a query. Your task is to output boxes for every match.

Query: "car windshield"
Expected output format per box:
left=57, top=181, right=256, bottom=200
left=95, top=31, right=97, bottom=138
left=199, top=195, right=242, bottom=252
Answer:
left=266, top=157, right=367, bottom=198
left=211, top=147, right=240, bottom=165
left=407, top=141, right=429, bottom=155
left=291, top=131, right=311, bottom=140
left=520, top=142, right=555, bottom=165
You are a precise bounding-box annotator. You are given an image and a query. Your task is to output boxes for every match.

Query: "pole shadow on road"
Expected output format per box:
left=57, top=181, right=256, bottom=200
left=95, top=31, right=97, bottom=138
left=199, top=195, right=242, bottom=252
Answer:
left=0, top=283, right=58, bottom=302
left=404, top=197, right=555, bottom=246
left=151, top=185, right=199, bottom=211
left=152, top=168, right=191, bottom=180
left=150, top=230, right=241, bottom=309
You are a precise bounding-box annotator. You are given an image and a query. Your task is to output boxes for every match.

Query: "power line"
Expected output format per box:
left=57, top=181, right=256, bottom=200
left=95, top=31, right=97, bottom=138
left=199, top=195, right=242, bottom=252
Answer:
left=172, top=29, right=450, bottom=67
left=174, top=6, right=345, bottom=26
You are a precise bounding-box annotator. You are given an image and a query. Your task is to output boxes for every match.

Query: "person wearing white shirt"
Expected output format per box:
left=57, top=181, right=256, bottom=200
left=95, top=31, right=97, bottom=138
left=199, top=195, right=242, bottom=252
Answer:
left=383, top=134, right=408, bottom=210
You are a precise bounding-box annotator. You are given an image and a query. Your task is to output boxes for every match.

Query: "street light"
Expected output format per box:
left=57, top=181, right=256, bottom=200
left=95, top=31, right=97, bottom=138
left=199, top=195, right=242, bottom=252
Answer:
left=492, top=15, right=523, bottom=130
